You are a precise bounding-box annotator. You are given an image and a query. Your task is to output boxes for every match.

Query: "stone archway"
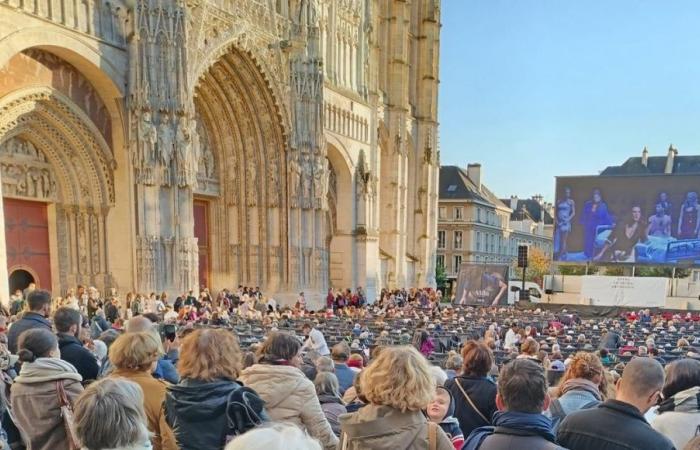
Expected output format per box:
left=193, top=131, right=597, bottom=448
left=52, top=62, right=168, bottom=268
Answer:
left=193, top=46, right=288, bottom=292
left=0, top=50, right=119, bottom=295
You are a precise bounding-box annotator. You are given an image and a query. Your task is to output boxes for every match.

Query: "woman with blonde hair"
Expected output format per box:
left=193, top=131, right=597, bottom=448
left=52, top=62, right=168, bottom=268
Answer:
left=338, top=346, right=453, bottom=449
left=165, top=328, right=267, bottom=450
left=108, top=332, right=177, bottom=450
left=546, top=351, right=606, bottom=430
left=239, top=332, right=338, bottom=449
left=74, top=378, right=152, bottom=450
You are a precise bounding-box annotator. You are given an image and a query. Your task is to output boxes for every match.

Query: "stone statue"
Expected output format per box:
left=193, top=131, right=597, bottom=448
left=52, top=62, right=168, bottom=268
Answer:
left=188, top=118, right=201, bottom=183
left=139, top=111, right=157, bottom=166
left=159, top=113, right=175, bottom=166
left=289, top=154, right=301, bottom=207
left=175, top=115, right=191, bottom=186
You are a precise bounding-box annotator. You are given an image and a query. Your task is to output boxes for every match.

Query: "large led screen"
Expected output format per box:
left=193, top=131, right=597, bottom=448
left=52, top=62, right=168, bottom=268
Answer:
left=454, top=264, right=509, bottom=306
left=554, top=174, right=700, bottom=265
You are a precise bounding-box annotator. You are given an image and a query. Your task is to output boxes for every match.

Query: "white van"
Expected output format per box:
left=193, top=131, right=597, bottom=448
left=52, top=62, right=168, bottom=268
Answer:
left=507, top=281, right=544, bottom=304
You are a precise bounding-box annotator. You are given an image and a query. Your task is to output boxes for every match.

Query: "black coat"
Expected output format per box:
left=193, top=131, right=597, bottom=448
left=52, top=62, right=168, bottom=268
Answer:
left=444, top=375, right=498, bottom=437
left=478, top=427, right=567, bottom=450
left=165, top=378, right=266, bottom=450
left=57, top=333, right=99, bottom=382
left=557, top=399, right=675, bottom=450
left=7, top=312, right=51, bottom=354
left=104, top=303, right=119, bottom=323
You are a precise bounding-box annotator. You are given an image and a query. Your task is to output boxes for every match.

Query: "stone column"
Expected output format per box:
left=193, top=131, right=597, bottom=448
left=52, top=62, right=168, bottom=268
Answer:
left=0, top=170, right=9, bottom=306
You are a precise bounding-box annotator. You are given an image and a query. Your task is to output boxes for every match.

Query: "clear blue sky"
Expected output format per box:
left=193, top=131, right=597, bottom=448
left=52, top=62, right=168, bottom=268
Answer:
left=438, top=1, right=700, bottom=201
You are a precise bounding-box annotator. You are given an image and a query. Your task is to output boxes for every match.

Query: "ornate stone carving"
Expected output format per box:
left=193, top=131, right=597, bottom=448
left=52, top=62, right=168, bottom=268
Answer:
left=0, top=138, right=57, bottom=201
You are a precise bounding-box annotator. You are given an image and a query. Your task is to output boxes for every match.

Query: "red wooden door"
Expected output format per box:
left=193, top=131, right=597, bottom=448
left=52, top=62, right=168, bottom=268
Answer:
left=4, top=198, right=52, bottom=290
left=193, top=200, right=210, bottom=290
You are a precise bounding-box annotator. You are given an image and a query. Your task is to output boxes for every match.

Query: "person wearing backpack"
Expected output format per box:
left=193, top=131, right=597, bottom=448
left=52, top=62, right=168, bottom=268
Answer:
left=165, top=329, right=267, bottom=450
left=545, top=352, right=605, bottom=431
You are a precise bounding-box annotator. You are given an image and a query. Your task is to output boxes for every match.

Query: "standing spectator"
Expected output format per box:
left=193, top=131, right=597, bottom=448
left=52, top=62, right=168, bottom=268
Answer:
left=54, top=307, right=100, bottom=382
left=315, top=371, right=347, bottom=437
left=338, top=345, right=452, bottom=449
left=301, top=322, right=330, bottom=356
left=557, top=357, right=674, bottom=450
left=462, top=359, right=564, bottom=450
left=413, top=330, right=435, bottom=358
left=503, top=323, right=518, bottom=350
left=652, top=358, right=700, bottom=449
left=105, top=297, right=120, bottom=323
left=74, top=378, right=153, bottom=450
left=108, top=332, right=177, bottom=450
left=165, top=328, right=266, bottom=450
left=7, top=289, right=52, bottom=353
left=12, top=328, right=83, bottom=450
left=599, top=327, right=622, bottom=351
left=331, top=342, right=356, bottom=395
left=239, top=332, right=338, bottom=449
left=9, top=290, right=24, bottom=316
left=444, top=341, right=498, bottom=437
left=546, top=352, right=605, bottom=430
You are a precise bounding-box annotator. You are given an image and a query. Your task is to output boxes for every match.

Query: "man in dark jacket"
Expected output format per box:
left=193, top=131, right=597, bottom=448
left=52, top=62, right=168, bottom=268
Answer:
left=104, top=298, right=120, bottom=323
left=557, top=357, right=674, bottom=450
left=54, top=307, right=99, bottom=382
left=599, top=328, right=622, bottom=351
left=462, top=359, right=565, bottom=450
left=7, top=289, right=52, bottom=354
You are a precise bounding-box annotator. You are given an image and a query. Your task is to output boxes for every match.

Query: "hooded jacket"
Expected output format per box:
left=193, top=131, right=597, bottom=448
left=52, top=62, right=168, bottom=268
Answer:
left=431, top=386, right=464, bottom=450
left=238, top=363, right=338, bottom=449
left=652, top=385, right=700, bottom=449
left=339, top=404, right=453, bottom=450
left=11, top=357, right=84, bottom=450
left=164, top=377, right=264, bottom=450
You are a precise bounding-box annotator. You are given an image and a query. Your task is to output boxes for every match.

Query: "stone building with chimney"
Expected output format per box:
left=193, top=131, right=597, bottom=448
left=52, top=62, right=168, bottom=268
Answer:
left=437, top=164, right=553, bottom=285
left=0, top=0, right=441, bottom=305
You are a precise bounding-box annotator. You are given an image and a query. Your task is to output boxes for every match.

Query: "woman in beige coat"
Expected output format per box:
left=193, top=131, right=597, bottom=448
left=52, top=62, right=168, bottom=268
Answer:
left=238, top=331, right=338, bottom=449
left=11, top=328, right=84, bottom=450
left=338, top=346, right=453, bottom=450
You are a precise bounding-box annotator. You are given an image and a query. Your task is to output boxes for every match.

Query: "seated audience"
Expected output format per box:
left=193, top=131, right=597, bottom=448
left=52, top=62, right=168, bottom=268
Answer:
left=74, top=378, right=153, bottom=450
left=331, top=342, right=356, bottom=395
left=314, top=371, right=347, bottom=436
left=338, top=345, right=453, bottom=449
left=444, top=341, right=498, bottom=437
left=12, top=328, right=83, bottom=450
left=652, top=358, right=700, bottom=449
left=557, top=357, right=674, bottom=450
left=239, top=331, right=338, bottom=449
left=165, top=328, right=266, bottom=450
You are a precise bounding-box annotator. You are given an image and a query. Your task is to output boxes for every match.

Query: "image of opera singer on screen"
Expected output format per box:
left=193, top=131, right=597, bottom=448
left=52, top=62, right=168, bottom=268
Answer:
left=594, top=205, right=648, bottom=263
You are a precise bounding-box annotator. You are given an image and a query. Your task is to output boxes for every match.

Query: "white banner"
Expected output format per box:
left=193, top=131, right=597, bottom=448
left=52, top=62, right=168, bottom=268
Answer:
left=580, top=276, right=669, bottom=307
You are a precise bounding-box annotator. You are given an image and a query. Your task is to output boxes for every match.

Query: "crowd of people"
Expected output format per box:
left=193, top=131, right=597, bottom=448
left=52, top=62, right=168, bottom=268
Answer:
left=0, top=284, right=700, bottom=449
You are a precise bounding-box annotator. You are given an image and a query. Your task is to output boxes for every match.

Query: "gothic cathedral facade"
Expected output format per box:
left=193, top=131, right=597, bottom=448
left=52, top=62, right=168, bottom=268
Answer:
left=0, top=0, right=440, bottom=304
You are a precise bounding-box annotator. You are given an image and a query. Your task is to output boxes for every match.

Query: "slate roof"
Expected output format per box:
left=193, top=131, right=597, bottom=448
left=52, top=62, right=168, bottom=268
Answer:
left=439, top=166, right=507, bottom=208
left=601, top=152, right=700, bottom=175
left=500, top=198, right=555, bottom=225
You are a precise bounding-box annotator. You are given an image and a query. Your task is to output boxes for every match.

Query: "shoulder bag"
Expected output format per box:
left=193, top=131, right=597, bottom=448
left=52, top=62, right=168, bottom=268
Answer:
left=455, top=378, right=490, bottom=424
left=56, top=381, right=80, bottom=450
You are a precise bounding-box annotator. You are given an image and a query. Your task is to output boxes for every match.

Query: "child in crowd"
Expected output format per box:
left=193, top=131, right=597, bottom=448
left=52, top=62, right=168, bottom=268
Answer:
left=426, top=386, right=464, bottom=450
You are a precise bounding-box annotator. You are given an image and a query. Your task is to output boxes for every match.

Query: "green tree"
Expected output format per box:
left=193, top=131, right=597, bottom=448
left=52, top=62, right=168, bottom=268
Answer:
left=435, top=263, right=447, bottom=289
left=510, top=247, right=551, bottom=284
